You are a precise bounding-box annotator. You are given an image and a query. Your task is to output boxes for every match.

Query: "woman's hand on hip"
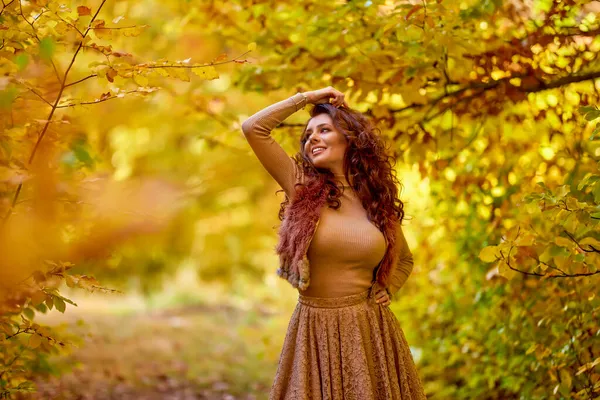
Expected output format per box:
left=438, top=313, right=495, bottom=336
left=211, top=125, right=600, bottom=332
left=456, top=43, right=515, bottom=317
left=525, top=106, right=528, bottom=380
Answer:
left=303, top=86, right=348, bottom=108
left=374, top=288, right=391, bottom=307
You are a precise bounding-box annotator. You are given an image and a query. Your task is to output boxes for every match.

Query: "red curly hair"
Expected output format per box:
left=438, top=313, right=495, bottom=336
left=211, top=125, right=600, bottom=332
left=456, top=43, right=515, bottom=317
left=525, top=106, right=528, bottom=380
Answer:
left=277, top=103, right=406, bottom=233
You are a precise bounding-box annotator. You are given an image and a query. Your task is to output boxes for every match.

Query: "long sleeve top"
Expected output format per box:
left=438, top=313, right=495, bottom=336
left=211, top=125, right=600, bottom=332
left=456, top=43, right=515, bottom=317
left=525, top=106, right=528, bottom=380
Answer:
left=241, top=93, right=414, bottom=298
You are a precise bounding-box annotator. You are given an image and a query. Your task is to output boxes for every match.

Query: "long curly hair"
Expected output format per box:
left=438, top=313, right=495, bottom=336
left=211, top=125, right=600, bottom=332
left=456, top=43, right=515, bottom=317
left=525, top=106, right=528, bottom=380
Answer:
left=277, top=103, right=406, bottom=233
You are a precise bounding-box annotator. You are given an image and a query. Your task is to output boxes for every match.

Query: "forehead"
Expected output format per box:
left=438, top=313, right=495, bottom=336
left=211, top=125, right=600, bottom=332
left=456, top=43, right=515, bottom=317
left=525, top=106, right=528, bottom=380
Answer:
left=306, top=114, right=333, bottom=131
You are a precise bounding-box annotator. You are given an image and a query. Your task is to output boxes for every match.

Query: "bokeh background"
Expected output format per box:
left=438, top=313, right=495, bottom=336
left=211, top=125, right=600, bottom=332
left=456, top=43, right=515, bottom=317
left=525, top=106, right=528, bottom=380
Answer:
left=1, top=0, right=599, bottom=399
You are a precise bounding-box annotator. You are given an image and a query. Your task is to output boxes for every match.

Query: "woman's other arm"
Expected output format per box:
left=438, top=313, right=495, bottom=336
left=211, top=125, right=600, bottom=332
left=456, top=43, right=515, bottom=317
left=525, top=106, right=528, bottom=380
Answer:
left=386, top=225, right=414, bottom=299
left=241, top=93, right=307, bottom=197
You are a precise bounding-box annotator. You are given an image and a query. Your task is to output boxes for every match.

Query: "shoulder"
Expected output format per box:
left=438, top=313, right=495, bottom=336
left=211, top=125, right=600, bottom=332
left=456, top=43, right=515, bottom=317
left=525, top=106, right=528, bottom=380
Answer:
left=284, top=160, right=305, bottom=199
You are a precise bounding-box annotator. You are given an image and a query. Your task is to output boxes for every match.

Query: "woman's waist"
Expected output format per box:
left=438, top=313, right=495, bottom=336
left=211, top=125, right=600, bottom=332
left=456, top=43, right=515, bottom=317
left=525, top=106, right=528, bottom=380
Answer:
left=298, top=287, right=374, bottom=308
left=297, top=269, right=379, bottom=308
left=299, top=268, right=375, bottom=296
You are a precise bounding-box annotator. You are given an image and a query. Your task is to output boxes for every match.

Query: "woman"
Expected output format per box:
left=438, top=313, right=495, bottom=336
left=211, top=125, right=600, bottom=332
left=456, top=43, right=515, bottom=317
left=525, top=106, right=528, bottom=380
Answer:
left=241, top=86, right=426, bottom=399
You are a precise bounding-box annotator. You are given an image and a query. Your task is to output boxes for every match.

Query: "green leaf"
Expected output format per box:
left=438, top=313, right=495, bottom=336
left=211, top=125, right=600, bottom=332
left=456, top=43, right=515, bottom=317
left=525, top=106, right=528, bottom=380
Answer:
left=39, top=37, right=56, bottom=62
left=71, top=139, right=95, bottom=168
left=23, top=308, right=35, bottom=320
left=55, top=294, right=77, bottom=307
left=590, top=124, right=600, bottom=140
left=536, top=181, right=549, bottom=191
left=54, top=297, right=66, bottom=313
left=0, top=86, right=18, bottom=109
left=14, top=53, right=29, bottom=71
left=594, top=184, right=600, bottom=203
left=584, top=110, right=600, bottom=121
left=33, top=303, right=48, bottom=314
left=579, top=105, right=597, bottom=114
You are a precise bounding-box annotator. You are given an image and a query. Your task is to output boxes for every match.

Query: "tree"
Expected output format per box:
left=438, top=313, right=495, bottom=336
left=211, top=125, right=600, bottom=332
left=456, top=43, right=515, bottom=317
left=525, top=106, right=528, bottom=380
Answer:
left=216, top=0, right=599, bottom=397
left=0, top=0, right=251, bottom=396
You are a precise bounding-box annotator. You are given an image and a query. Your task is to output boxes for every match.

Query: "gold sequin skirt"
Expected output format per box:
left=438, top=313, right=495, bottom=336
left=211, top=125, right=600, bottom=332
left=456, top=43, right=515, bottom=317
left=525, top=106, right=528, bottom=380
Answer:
left=269, top=286, right=427, bottom=400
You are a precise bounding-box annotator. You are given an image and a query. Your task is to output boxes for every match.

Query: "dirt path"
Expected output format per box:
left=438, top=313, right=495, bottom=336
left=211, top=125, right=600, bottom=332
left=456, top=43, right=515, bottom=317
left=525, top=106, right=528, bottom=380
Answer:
left=19, top=301, right=289, bottom=400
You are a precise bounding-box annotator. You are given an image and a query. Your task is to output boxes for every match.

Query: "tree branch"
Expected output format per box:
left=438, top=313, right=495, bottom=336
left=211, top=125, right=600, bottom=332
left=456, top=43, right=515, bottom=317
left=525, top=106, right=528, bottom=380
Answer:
left=390, top=70, right=600, bottom=117
left=2, top=0, right=109, bottom=225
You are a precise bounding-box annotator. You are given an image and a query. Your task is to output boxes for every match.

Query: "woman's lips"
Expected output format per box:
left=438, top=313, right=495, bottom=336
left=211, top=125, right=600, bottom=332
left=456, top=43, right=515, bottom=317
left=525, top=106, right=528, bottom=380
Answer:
left=312, top=148, right=327, bottom=157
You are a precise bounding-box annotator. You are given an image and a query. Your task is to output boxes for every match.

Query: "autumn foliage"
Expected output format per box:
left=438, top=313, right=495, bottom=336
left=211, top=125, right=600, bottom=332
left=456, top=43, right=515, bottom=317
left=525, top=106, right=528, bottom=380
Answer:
left=1, top=0, right=600, bottom=398
left=230, top=1, right=600, bottom=398
left=0, top=0, right=251, bottom=396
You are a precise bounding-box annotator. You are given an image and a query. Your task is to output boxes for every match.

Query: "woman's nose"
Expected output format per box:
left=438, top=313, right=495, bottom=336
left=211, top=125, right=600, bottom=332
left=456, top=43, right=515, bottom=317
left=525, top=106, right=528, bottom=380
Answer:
left=309, top=134, right=320, bottom=144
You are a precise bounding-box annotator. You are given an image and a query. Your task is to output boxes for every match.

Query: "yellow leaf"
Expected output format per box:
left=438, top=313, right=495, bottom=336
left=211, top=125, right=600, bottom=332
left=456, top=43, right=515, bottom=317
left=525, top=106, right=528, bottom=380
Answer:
left=555, top=209, right=569, bottom=222
left=539, top=247, right=552, bottom=263
left=425, top=16, right=435, bottom=28
left=133, top=74, right=148, bottom=86
left=37, top=326, right=51, bottom=337
left=576, top=364, right=589, bottom=376
left=122, top=25, right=148, bottom=37
left=498, top=261, right=518, bottom=280
left=555, top=237, right=572, bottom=248
left=167, top=68, right=190, bottom=82
left=0, top=322, right=13, bottom=335
left=526, top=344, right=538, bottom=355
left=191, top=66, right=219, bottom=80
left=565, top=197, right=579, bottom=210
left=30, top=290, right=46, bottom=306
left=65, top=275, right=76, bottom=288
left=554, top=255, right=572, bottom=270
left=579, top=237, right=600, bottom=248
left=29, top=333, right=41, bottom=348
left=478, top=246, right=498, bottom=262
left=153, top=68, right=169, bottom=77
left=247, top=42, right=257, bottom=51
left=94, top=28, right=112, bottom=40
left=563, top=213, right=578, bottom=233
left=406, top=5, right=423, bottom=20
left=515, top=233, right=535, bottom=246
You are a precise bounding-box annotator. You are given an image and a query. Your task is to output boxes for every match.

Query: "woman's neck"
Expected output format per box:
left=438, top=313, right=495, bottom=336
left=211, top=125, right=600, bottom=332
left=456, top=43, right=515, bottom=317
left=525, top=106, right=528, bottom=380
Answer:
left=333, top=173, right=351, bottom=187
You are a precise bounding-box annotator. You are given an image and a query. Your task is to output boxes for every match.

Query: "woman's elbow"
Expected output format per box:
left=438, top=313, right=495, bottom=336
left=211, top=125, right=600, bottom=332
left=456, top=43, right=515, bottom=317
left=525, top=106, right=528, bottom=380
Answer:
left=400, top=252, right=414, bottom=276
left=241, top=119, right=254, bottom=136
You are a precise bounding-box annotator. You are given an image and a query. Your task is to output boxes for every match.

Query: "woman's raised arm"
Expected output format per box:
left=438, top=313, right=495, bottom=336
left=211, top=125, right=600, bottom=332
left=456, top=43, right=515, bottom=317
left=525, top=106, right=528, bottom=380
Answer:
left=241, top=93, right=307, bottom=197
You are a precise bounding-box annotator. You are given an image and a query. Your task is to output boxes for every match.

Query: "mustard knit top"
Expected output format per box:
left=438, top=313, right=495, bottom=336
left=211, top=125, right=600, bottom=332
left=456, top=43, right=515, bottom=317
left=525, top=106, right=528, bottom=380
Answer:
left=241, top=93, right=414, bottom=298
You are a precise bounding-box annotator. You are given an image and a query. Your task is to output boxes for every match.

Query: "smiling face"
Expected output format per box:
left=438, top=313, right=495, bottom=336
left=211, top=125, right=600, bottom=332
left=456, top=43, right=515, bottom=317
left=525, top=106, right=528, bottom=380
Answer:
left=302, top=113, right=349, bottom=175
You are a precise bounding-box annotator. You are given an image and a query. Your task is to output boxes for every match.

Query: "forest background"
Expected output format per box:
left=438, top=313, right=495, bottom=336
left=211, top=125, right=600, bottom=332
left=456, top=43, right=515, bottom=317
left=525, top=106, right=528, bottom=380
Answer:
left=1, top=0, right=599, bottom=399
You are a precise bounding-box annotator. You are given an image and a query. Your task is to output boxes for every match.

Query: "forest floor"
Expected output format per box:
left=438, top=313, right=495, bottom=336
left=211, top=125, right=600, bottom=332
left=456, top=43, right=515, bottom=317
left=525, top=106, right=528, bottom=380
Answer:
left=19, top=273, right=296, bottom=400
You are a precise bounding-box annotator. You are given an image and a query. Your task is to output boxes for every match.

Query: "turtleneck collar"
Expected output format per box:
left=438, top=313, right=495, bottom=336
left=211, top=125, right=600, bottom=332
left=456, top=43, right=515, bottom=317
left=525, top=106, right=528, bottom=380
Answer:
left=333, top=173, right=351, bottom=187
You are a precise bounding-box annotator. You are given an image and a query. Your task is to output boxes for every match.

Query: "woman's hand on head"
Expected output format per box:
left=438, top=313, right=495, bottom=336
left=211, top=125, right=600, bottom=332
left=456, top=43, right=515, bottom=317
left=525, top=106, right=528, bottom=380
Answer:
left=303, top=86, right=349, bottom=108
